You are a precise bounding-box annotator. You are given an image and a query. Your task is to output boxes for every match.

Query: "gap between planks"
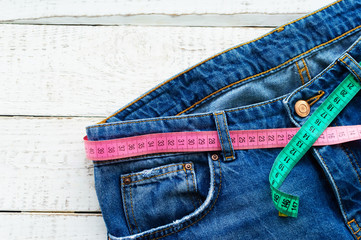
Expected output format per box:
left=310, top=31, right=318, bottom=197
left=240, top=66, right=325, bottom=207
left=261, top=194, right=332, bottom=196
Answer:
left=2, top=13, right=303, bottom=27
left=0, top=210, right=102, bottom=216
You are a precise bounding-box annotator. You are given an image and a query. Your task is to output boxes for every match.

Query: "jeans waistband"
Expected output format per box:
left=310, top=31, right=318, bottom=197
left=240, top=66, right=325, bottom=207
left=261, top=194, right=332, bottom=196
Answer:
left=86, top=0, right=361, bottom=142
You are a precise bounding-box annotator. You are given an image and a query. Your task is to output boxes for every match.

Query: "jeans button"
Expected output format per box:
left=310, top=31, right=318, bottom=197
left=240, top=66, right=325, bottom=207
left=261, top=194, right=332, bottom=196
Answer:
left=295, top=100, right=310, bottom=117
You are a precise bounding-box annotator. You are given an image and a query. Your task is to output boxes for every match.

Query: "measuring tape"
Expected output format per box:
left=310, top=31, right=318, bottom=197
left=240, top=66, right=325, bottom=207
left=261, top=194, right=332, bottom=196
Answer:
left=269, top=68, right=361, bottom=217
left=84, top=124, right=361, bottom=161
left=83, top=61, right=361, bottom=218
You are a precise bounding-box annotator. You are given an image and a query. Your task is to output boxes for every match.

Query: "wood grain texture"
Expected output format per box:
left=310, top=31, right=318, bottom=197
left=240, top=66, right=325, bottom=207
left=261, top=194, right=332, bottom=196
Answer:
left=0, top=1, right=339, bottom=238
left=0, top=117, right=103, bottom=211
left=2, top=0, right=335, bottom=21
left=0, top=24, right=270, bottom=117
left=0, top=213, right=106, bottom=239
left=2, top=0, right=336, bottom=27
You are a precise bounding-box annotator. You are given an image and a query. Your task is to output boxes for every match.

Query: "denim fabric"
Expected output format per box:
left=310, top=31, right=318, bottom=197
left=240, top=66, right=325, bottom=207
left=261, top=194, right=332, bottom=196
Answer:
left=85, top=0, right=361, bottom=239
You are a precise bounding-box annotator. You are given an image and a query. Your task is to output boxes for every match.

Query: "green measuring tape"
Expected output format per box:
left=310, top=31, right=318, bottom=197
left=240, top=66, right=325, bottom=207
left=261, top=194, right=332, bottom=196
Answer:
left=269, top=64, right=361, bottom=217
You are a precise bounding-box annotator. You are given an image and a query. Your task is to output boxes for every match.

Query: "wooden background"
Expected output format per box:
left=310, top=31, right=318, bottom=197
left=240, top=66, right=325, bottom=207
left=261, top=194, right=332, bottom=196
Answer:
left=0, top=1, right=335, bottom=239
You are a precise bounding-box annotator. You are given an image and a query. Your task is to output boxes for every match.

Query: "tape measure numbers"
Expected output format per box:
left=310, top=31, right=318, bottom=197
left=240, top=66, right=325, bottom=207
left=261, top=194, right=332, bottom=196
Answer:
left=84, top=125, right=361, bottom=161
left=269, top=68, right=361, bottom=217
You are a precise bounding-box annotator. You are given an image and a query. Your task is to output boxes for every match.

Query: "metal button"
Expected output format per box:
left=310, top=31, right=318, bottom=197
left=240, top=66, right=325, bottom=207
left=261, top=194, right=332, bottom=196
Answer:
left=123, top=177, right=131, bottom=185
left=295, top=100, right=310, bottom=117
left=184, top=163, right=192, bottom=170
left=211, top=154, right=219, bottom=161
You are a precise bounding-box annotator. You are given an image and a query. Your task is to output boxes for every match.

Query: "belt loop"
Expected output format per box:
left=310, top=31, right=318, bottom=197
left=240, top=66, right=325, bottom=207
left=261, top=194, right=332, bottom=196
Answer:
left=339, top=53, right=361, bottom=83
left=213, top=111, right=235, bottom=162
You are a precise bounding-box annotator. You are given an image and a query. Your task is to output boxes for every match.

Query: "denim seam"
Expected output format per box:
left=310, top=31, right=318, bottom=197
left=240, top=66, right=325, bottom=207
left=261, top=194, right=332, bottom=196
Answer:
left=176, top=24, right=361, bottom=116
left=222, top=112, right=235, bottom=160
left=339, top=58, right=361, bottom=82
left=98, top=0, right=343, bottom=124
left=287, top=61, right=339, bottom=101
left=296, top=61, right=305, bottom=85
left=344, top=144, right=361, bottom=175
left=306, top=90, right=325, bottom=107
left=128, top=169, right=184, bottom=184
left=184, top=169, right=197, bottom=210
left=348, top=219, right=361, bottom=239
left=226, top=96, right=286, bottom=113
left=129, top=184, right=141, bottom=233
left=333, top=122, right=361, bottom=184
left=87, top=113, right=213, bottom=130
left=346, top=54, right=361, bottom=73
left=190, top=169, right=202, bottom=207
left=340, top=144, right=361, bottom=185
left=88, top=25, right=361, bottom=131
left=136, top=157, right=221, bottom=239
left=122, top=163, right=184, bottom=179
left=314, top=148, right=350, bottom=224
left=214, top=113, right=226, bottom=159
left=346, top=54, right=361, bottom=82
left=95, top=153, right=189, bottom=167
left=302, top=58, right=312, bottom=81
left=345, top=54, right=361, bottom=81
left=122, top=181, right=134, bottom=235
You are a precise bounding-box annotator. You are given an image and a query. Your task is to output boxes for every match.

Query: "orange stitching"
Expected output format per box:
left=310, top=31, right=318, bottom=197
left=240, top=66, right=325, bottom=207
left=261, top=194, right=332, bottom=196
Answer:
left=339, top=58, right=361, bottom=82
left=129, top=169, right=184, bottom=184
left=225, top=96, right=286, bottom=113
left=147, top=157, right=222, bottom=240
left=296, top=61, right=305, bottom=85
left=222, top=112, right=234, bottom=160
left=190, top=168, right=202, bottom=207
left=340, top=144, right=361, bottom=184
left=122, top=163, right=184, bottom=178
left=122, top=181, right=134, bottom=234
left=138, top=156, right=219, bottom=239
left=288, top=61, right=339, bottom=101
left=89, top=26, right=361, bottom=131
left=88, top=113, right=212, bottom=130
left=348, top=218, right=361, bottom=236
left=185, top=168, right=197, bottom=210
left=97, top=0, right=344, bottom=124
left=302, top=58, right=312, bottom=81
left=306, top=90, right=325, bottom=107
left=215, top=114, right=226, bottom=158
left=177, top=24, right=361, bottom=116
left=346, top=54, right=361, bottom=78
left=333, top=121, right=361, bottom=199
left=129, top=184, right=141, bottom=233
left=345, top=145, right=361, bottom=172
left=314, top=149, right=349, bottom=220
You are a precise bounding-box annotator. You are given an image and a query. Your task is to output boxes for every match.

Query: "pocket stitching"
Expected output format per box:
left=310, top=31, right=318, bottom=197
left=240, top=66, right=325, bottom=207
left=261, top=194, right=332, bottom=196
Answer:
left=128, top=169, right=184, bottom=184
left=190, top=169, right=202, bottom=207
left=135, top=156, right=222, bottom=240
left=129, top=184, right=141, bottom=233
left=184, top=168, right=197, bottom=210
left=122, top=163, right=184, bottom=179
left=122, top=182, right=135, bottom=235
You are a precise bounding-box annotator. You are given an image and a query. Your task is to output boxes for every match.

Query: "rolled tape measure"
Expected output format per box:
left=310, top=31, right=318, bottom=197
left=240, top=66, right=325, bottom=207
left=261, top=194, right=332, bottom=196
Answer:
left=269, top=68, right=361, bottom=217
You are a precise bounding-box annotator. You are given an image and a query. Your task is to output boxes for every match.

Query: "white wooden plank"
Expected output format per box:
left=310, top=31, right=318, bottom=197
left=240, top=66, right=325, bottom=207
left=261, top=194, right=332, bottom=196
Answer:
left=0, top=213, right=106, bottom=240
left=0, top=117, right=103, bottom=211
left=1, top=0, right=335, bottom=21
left=0, top=24, right=270, bottom=117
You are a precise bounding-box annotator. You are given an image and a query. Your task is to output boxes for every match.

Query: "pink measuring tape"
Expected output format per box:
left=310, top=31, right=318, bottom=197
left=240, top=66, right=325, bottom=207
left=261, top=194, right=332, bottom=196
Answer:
left=84, top=125, right=361, bottom=161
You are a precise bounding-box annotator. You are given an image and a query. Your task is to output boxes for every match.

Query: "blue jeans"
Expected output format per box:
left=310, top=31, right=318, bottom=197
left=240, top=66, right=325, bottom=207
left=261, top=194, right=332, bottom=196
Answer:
left=86, top=0, right=361, bottom=239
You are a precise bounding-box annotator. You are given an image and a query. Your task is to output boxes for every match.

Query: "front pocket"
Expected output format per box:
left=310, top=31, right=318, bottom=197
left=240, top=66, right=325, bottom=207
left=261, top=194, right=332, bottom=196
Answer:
left=120, top=162, right=201, bottom=235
